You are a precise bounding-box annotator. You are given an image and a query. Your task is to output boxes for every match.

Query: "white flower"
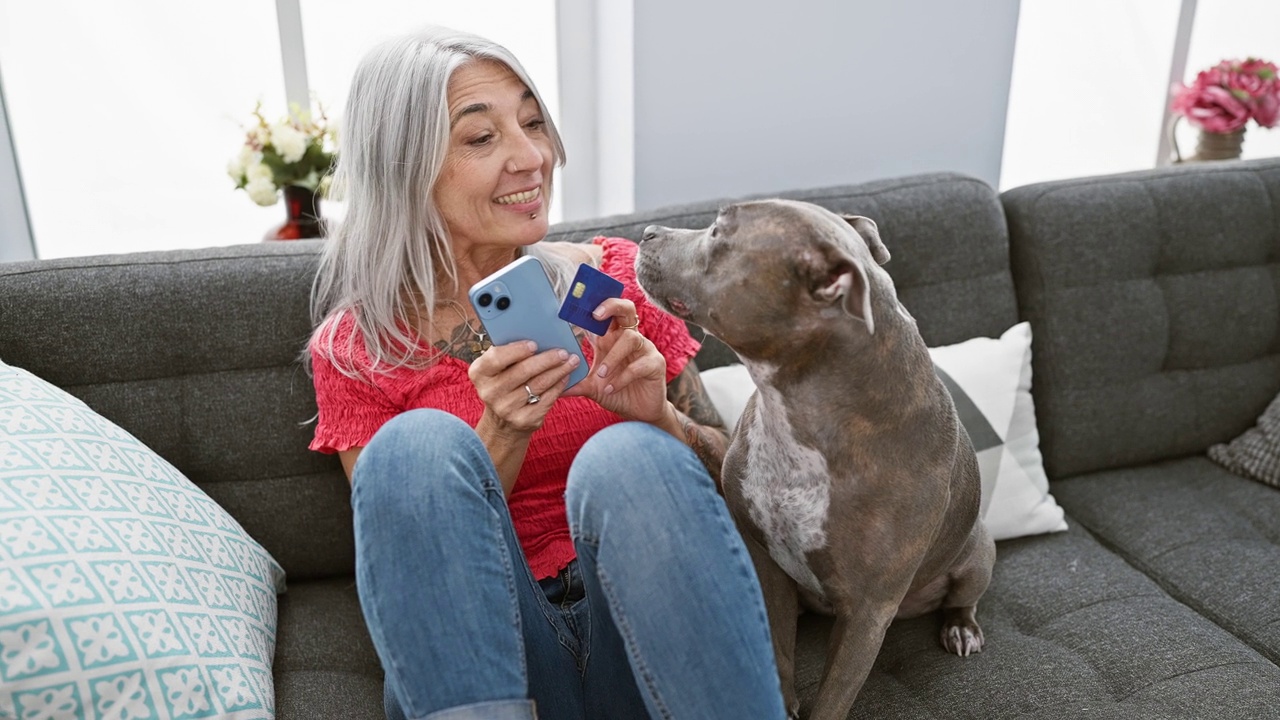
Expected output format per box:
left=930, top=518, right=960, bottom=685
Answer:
left=227, top=145, right=260, bottom=181
left=270, top=122, right=307, bottom=163
left=245, top=177, right=278, bottom=207
left=246, top=162, right=273, bottom=182
left=247, top=125, right=270, bottom=148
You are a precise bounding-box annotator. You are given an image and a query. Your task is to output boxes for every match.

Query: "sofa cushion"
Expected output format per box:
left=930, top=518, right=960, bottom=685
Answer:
left=271, top=577, right=382, bottom=720
left=0, top=244, right=356, bottom=583
left=1209, top=389, right=1280, bottom=488
left=1003, top=158, right=1280, bottom=478
left=1050, top=456, right=1280, bottom=666
left=929, top=321, right=1066, bottom=540
left=696, top=322, right=1068, bottom=542
left=550, top=172, right=1021, bottom=369
left=0, top=359, right=286, bottom=719
left=796, top=524, right=1280, bottom=719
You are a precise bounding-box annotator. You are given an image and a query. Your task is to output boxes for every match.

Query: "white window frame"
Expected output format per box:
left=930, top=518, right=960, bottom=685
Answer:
left=0, top=69, right=34, bottom=262
left=1155, top=0, right=1199, bottom=167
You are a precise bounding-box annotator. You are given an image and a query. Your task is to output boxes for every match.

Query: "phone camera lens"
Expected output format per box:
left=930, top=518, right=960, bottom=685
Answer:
left=477, top=293, right=493, bottom=307
left=496, top=296, right=511, bottom=311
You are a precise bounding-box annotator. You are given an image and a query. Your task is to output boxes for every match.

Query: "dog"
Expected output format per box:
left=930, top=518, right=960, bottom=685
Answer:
left=634, top=199, right=995, bottom=720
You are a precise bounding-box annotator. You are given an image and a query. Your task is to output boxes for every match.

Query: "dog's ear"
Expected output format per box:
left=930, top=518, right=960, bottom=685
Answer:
left=841, top=214, right=891, bottom=266
left=811, top=250, right=876, bottom=335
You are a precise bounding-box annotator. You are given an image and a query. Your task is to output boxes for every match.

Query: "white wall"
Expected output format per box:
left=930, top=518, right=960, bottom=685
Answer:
left=631, top=0, right=1021, bottom=211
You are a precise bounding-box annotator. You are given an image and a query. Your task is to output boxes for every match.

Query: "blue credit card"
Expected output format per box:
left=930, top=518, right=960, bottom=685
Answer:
left=558, top=263, right=625, bottom=335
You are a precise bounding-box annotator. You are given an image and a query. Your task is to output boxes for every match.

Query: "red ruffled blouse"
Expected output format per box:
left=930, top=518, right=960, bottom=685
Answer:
left=309, top=237, right=701, bottom=579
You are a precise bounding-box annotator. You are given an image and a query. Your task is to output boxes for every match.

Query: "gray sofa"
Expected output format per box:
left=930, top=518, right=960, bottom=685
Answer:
left=2, top=158, right=1278, bottom=719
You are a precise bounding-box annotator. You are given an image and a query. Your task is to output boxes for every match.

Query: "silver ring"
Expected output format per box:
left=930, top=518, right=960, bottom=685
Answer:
left=524, top=385, right=540, bottom=405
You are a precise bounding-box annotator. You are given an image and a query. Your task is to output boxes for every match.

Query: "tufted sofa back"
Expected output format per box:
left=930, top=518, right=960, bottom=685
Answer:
left=550, top=172, right=1020, bottom=367
left=0, top=172, right=1018, bottom=581
left=1003, top=158, right=1280, bottom=479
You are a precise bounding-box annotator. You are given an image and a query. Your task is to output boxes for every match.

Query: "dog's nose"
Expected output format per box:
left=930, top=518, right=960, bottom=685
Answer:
left=640, top=225, right=661, bottom=243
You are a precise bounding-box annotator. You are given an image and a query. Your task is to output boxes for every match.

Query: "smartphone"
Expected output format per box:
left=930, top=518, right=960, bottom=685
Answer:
left=468, top=256, right=591, bottom=389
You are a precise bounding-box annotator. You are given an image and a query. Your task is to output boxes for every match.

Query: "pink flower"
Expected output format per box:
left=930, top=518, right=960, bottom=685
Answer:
left=1173, top=83, right=1251, bottom=133
left=1226, top=60, right=1276, bottom=100
left=1172, top=57, right=1280, bottom=133
left=1255, top=92, right=1280, bottom=128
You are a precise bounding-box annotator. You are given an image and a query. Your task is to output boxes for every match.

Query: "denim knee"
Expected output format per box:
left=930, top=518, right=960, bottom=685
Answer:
left=565, top=422, right=711, bottom=541
left=352, top=408, right=497, bottom=508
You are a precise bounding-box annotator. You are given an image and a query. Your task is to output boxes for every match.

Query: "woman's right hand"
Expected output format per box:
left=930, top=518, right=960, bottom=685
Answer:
left=468, top=340, right=582, bottom=435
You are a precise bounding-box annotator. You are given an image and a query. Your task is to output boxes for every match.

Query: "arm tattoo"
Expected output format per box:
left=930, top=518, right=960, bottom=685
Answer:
left=667, top=361, right=730, bottom=490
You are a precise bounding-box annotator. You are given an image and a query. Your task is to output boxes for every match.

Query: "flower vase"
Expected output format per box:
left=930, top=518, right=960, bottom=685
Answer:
left=1171, top=116, right=1247, bottom=164
left=1190, top=128, right=1246, bottom=161
left=265, top=185, right=325, bottom=241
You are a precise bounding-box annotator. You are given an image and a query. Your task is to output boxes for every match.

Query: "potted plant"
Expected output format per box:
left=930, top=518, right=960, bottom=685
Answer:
left=1171, top=58, right=1280, bottom=163
left=228, top=102, right=338, bottom=239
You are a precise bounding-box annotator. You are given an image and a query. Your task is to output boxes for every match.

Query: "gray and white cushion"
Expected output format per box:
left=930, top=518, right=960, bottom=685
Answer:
left=1208, top=391, right=1280, bottom=488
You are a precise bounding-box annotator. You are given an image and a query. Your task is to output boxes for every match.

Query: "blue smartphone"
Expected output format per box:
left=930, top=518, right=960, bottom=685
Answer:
left=468, top=256, right=591, bottom=389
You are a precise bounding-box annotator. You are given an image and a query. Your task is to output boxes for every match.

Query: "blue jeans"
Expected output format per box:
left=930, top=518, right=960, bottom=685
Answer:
left=350, top=409, right=785, bottom=720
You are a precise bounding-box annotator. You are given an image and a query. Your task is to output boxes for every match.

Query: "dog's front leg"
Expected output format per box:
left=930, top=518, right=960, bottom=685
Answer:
left=806, top=598, right=900, bottom=720
left=736, top=521, right=801, bottom=719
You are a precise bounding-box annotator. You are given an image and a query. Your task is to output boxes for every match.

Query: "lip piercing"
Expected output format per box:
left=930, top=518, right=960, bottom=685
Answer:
left=525, top=385, right=540, bottom=405
left=530, top=213, right=538, bottom=219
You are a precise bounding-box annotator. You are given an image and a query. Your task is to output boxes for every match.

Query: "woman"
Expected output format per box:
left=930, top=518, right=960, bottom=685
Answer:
left=308, top=27, right=786, bottom=720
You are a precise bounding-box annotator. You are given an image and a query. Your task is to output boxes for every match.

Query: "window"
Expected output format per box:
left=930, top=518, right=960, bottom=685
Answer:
left=1002, top=0, right=1280, bottom=190
left=0, top=1, right=286, bottom=259
left=299, top=0, right=561, bottom=228
left=1178, top=0, right=1280, bottom=162
left=1000, top=1, right=1180, bottom=190
left=0, top=0, right=559, bottom=259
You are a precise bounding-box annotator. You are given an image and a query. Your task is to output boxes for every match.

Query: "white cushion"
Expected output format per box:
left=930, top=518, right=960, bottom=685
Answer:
left=700, top=321, right=1067, bottom=541
left=0, top=359, right=286, bottom=720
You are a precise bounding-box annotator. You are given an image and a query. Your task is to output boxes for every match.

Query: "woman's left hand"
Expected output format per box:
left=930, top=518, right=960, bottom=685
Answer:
left=564, top=297, right=670, bottom=424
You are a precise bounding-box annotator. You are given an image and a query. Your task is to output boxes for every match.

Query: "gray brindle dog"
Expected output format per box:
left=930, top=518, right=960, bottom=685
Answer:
left=634, top=199, right=995, bottom=720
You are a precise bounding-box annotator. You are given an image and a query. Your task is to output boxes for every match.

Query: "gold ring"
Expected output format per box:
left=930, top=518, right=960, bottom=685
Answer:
left=524, top=385, right=540, bottom=405
left=618, top=320, right=639, bottom=330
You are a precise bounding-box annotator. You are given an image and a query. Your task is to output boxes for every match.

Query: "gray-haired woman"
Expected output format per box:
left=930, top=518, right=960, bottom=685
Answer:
left=307, top=26, right=786, bottom=720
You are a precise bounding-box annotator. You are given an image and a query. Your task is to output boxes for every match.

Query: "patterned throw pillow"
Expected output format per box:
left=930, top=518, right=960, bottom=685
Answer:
left=698, top=322, right=1068, bottom=541
left=0, top=359, right=286, bottom=720
left=928, top=322, right=1067, bottom=540
left=1208, top=391, right=1280, bottom=488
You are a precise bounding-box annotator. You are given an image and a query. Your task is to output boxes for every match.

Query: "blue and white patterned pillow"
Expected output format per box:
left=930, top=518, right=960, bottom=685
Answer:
left=0, top=359, right=286, bottom=720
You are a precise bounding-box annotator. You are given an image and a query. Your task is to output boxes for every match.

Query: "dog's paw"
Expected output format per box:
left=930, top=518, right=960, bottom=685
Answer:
left=942, top=624, right=984, bottom=656
left=940, top=607, right=985, bottom=657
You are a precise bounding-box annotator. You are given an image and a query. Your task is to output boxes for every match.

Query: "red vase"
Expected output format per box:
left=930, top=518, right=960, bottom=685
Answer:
left=264, top=185, right=325, bottom=241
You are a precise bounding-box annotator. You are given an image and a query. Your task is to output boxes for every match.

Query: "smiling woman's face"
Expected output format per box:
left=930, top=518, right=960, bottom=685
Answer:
left=434, top=60, right=555, bottom=255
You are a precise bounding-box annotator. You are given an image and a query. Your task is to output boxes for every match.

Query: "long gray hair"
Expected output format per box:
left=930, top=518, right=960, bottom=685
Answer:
left=309, top=26, right=573, bottom=374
